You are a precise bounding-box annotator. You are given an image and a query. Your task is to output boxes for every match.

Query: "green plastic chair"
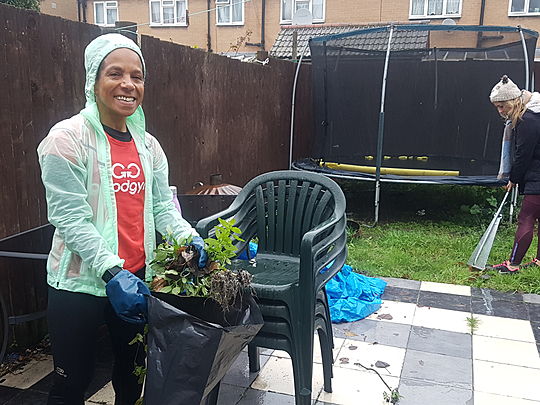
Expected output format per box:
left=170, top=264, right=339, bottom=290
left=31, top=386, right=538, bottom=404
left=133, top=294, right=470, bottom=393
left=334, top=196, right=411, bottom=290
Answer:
left=196, top=170, right=347, bottom=405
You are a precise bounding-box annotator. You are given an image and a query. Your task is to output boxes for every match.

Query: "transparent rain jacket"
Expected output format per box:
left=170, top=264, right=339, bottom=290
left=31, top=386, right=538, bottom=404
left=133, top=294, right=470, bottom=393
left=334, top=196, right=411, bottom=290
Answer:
left=37, top=34, right=197, bottom=296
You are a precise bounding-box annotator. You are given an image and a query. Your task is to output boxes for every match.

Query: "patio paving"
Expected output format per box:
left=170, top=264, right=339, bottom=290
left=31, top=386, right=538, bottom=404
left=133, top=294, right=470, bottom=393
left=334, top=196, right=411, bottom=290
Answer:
left=2, top=278, right=540, bottom=404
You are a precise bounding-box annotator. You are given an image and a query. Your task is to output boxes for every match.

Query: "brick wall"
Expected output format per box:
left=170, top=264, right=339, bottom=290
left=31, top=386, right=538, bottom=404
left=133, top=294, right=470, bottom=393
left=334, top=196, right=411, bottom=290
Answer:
left=62, top=0, right=540, bottom=54
left=40, top=0, right=78, bottom=21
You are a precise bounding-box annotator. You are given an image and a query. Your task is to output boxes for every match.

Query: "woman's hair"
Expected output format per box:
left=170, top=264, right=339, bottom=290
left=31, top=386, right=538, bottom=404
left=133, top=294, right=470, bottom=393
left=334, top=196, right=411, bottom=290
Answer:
left=502, top=96, right=527, bottom=128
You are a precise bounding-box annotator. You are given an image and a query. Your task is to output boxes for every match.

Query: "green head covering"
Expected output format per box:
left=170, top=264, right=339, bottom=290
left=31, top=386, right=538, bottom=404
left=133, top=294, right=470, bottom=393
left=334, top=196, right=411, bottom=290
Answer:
left=84, top=33, right=146, bottom=106
left=81, top=33, right=147, bottom=139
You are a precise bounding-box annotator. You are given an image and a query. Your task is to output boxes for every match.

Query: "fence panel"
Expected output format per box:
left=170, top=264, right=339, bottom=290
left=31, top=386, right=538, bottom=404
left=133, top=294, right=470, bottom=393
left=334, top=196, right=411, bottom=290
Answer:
left=0, top=3, right=312, bottom=347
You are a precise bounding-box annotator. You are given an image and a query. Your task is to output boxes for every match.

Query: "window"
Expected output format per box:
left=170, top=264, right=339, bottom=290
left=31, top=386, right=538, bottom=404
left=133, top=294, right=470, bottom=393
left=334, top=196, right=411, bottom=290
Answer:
left=216, top=0, right=244, bottom=25
left=281, top=0, right=325, bottom=24
left=409, top=0, right=461, bottom=18
left=509, top=0, right=540, bottom=15
left=94, top=1, right=118, bottom=26
left=150, top=0, right=187, bottom=26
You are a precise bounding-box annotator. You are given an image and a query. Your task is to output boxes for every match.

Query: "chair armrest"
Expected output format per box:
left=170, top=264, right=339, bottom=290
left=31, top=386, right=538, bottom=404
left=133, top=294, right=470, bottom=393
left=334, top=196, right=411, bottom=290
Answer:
left=299, top=213, right=347, bottom=290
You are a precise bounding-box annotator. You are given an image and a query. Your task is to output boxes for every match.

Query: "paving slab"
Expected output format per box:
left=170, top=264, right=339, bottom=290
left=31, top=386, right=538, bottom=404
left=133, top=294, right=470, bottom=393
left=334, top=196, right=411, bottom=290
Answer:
left=523, top=293, right=540, bottom=305
left=398, top=378, right=473, bottom=405
left=332, top=319, right=411, bottom=348
left=236, top=388, right=298, bottom=404
left=472, top=297, right=528, bottom=320
left=420, top=282, right=471, bottom=296
left=418, top=291, right=471, bottom=313
left=527, top=303, right=540, bottom=323
left=471, top=288, right=523, bottom=302
left=381, top=286, right=419, bottom=304
left=381, top=277, right=421, bottom=290
left=221, top=352, right=270, bottom=387
left=216, top=383, right=246, bottom=405
left=401, top=349, right=472, bottom=389
left=408, top=326, right=472, bottom=359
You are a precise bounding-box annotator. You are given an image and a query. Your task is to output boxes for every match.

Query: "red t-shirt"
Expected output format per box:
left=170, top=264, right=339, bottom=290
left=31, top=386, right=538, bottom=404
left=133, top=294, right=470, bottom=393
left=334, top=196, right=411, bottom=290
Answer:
left=107, top=134, right=146, bottom=272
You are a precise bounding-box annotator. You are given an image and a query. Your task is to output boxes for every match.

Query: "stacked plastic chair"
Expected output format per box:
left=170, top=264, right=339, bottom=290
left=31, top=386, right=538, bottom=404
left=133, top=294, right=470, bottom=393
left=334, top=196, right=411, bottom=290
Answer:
left=197, top=170, right=347, bottom=405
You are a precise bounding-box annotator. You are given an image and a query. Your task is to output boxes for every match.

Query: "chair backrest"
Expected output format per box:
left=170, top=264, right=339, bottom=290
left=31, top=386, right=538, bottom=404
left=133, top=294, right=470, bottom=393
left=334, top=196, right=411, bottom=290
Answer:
left=231, top=170, right=346, bottom=256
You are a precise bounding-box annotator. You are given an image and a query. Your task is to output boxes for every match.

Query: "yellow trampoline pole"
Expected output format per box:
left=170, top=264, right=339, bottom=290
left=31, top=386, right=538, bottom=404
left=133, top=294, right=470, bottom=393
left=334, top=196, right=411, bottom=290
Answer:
left=321, top=161, right=459, bottom=177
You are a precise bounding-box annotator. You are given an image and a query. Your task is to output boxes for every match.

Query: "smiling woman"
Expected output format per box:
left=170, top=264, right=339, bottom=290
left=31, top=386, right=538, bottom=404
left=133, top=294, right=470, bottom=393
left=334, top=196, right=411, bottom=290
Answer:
left=36, top=33, right=206, bottom=405
left=94, top=48, right=145, bottom=131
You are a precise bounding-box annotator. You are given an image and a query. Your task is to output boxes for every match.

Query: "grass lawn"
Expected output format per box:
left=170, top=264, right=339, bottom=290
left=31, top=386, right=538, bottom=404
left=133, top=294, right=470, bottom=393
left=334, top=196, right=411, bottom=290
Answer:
left=341, top=181, right=540, bottom=294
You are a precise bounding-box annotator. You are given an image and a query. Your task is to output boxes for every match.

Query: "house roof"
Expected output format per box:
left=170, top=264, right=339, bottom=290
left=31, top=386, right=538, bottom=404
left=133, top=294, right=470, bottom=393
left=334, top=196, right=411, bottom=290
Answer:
left=270, top=22, right=430, bottom=59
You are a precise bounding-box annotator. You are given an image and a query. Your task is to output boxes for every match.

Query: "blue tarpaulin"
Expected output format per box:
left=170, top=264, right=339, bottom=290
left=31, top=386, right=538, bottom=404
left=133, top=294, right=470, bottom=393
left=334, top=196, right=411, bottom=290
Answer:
left=238, top=243, right=386, bottom=323
left=325, top=264, right=386, bottom=323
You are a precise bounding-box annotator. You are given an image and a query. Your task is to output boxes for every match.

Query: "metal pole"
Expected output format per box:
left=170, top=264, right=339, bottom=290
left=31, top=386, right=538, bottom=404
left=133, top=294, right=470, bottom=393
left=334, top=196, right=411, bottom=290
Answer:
left=509, top=186, right=518, bottom=224
left=289, top=41, right=310, bottom=170
left=519, top=26, right=530, bottom=91
left=374, top=24, right=394, bottom=224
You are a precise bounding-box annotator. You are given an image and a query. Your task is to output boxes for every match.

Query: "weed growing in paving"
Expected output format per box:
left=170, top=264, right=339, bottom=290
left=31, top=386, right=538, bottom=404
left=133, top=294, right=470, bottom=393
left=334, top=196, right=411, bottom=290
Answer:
left=466, top=316, right=480, bottom=334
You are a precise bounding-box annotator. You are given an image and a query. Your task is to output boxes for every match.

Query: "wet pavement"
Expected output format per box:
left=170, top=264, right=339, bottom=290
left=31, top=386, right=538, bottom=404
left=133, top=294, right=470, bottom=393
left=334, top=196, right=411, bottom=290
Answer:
left=2, top=278, right=540, bottom=404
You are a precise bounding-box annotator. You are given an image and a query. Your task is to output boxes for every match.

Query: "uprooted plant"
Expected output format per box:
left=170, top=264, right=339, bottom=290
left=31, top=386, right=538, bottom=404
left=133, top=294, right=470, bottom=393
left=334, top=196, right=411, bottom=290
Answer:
left=131, top=218, right=253, bottom=404
left=150, top=217, right=253, bottom=310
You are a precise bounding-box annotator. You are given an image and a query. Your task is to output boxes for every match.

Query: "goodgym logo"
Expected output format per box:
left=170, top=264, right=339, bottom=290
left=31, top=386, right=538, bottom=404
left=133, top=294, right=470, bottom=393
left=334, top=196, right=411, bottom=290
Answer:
left=112, top=162, right=145, bottom=195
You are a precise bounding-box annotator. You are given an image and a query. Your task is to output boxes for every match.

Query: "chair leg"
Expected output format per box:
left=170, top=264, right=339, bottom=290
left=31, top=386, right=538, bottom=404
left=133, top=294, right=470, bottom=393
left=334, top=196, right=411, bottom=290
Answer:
left=317, top=328, right=333, bottom=393
left=248, top=343, right=260, bottom=372
left=290, top=347, right=312, bottom=405
left=321, top=289, right=334, bottom=349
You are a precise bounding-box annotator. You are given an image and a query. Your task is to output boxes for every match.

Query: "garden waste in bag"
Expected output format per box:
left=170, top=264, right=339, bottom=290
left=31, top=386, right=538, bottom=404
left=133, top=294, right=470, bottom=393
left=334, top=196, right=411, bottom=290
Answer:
left=145, top=290, right=263, bottom=404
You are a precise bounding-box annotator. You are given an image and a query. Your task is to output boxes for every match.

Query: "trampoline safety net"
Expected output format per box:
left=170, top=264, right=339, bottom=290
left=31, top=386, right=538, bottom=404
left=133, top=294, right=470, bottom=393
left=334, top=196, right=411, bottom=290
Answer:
left=307, top=24, right=538, bottom=184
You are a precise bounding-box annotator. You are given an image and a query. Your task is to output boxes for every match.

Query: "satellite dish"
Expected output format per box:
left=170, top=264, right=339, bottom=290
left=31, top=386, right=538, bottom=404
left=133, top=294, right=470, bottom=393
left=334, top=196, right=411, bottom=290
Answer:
left=442, top=18, right=456, bottom=25
left=292, top=8, right=313, bottom=26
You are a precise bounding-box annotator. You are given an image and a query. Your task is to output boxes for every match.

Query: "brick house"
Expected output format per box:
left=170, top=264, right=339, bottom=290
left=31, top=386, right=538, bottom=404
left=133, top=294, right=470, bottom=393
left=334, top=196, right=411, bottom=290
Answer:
left=38, top=0, right=540, bottom=54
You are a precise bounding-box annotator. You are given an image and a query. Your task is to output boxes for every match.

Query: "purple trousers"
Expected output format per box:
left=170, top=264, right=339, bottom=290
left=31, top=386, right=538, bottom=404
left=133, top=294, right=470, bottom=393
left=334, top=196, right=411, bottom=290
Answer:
left=510, top=195, right=540, bottom=265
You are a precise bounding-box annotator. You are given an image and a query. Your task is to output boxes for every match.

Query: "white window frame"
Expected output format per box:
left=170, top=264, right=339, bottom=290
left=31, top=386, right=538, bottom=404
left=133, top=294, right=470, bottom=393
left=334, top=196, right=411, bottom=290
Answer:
left=94, top=1, right=118, bottom=27
left=216, top=0, right=244, bottom=26
left=280, top=0, right=326, bottom=25
left=149, top=0, right=188, bottom=27
left=509, top=0, right=540, bottom=16
left=409, top=0, right=462, bottom=19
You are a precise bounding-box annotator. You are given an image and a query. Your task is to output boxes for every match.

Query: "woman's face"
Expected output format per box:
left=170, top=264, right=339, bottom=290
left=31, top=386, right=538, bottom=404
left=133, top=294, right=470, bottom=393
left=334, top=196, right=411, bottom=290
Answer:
left=493, top=101, right=512, bottom=119
left=94, top=48, right=144, bottom=127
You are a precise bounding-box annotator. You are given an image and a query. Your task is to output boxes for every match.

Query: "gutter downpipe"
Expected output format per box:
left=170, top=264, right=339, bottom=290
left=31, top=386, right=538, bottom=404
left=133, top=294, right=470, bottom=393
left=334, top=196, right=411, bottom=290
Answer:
left=207, top=0, right=212, bottom=52
left=476, top=0, right=486, bottom=47
left=246, top=0, right=266, bottom=49
left=479, top=0, right=485, bottom=25
left=373, top=24, right=394, bottom=225
left=261, top=0, right=266, bottom=49
left=289, top=40, right=310, bottom=169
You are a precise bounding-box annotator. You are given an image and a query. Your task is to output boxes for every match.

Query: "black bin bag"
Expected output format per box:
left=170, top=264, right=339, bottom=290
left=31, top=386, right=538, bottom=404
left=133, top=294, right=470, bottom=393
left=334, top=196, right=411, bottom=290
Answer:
left=145, top=291, right=263, bottom=404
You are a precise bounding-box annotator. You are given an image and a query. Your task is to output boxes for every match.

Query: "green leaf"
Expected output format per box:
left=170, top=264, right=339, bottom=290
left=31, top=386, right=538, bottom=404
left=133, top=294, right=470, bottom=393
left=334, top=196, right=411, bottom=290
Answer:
left=161, top=285, right=173, bottom=293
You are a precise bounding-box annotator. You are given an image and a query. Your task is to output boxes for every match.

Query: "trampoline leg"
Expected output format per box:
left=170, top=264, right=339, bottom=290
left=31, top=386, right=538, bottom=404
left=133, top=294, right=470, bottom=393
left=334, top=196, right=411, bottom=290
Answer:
left=509, top=187, right=518, bottom=225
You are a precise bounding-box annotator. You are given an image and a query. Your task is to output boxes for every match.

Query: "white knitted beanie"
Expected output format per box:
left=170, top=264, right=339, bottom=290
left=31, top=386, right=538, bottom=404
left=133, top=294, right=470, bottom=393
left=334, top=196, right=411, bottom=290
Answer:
left=490, top=75, right=522, bottom=102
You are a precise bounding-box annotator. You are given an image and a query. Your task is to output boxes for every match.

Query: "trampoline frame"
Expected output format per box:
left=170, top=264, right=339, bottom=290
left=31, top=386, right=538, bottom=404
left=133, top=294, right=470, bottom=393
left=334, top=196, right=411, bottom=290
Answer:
left=289, top=24, right=538, bottom=224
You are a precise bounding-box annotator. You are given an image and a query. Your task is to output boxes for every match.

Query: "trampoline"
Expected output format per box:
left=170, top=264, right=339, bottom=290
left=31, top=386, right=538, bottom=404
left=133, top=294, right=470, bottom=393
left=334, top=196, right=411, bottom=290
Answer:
left=289, top=24, right=538, bottom=222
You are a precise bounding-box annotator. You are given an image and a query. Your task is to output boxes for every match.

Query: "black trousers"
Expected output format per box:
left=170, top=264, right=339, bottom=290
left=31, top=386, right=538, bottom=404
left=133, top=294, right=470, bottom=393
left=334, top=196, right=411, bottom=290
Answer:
left=46, top=284, right=145, bottom=405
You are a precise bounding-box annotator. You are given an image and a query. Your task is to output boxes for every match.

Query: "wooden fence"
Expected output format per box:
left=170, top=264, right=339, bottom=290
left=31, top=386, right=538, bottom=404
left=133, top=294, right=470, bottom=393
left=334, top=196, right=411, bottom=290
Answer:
left=0, top=3, right=313, bottom=346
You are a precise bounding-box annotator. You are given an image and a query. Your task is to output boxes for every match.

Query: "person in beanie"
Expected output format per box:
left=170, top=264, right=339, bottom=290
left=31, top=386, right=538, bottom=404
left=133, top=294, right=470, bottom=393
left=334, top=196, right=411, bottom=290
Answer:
left=37, top=33, right=207, bottom=404
left=489, top=75, right=540, bottom=273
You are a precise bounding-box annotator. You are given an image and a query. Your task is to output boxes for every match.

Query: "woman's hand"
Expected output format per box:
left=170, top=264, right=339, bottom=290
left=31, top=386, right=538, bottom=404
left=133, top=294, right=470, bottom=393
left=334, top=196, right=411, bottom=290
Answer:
left=504, top=181, right=515, bottom=191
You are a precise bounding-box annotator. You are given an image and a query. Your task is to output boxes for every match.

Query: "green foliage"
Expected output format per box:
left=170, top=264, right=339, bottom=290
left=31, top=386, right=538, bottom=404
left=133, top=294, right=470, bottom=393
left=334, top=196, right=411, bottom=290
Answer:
left=1, top=0, right=39, bottom=11
left=150, top=218, right=251, bottom=310
left=466, top=316, right=480, bottom=334
left=463, top=188, right=503, bottom=222
left=347, top=219, right=540, bottom=294
left=204, top=217, right=244, bottom=267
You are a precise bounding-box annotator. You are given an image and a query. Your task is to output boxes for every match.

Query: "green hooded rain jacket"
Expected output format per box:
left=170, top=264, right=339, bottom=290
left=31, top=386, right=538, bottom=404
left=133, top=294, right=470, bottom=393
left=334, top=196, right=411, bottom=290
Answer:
left=37, top=33, right=197, bottom=297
